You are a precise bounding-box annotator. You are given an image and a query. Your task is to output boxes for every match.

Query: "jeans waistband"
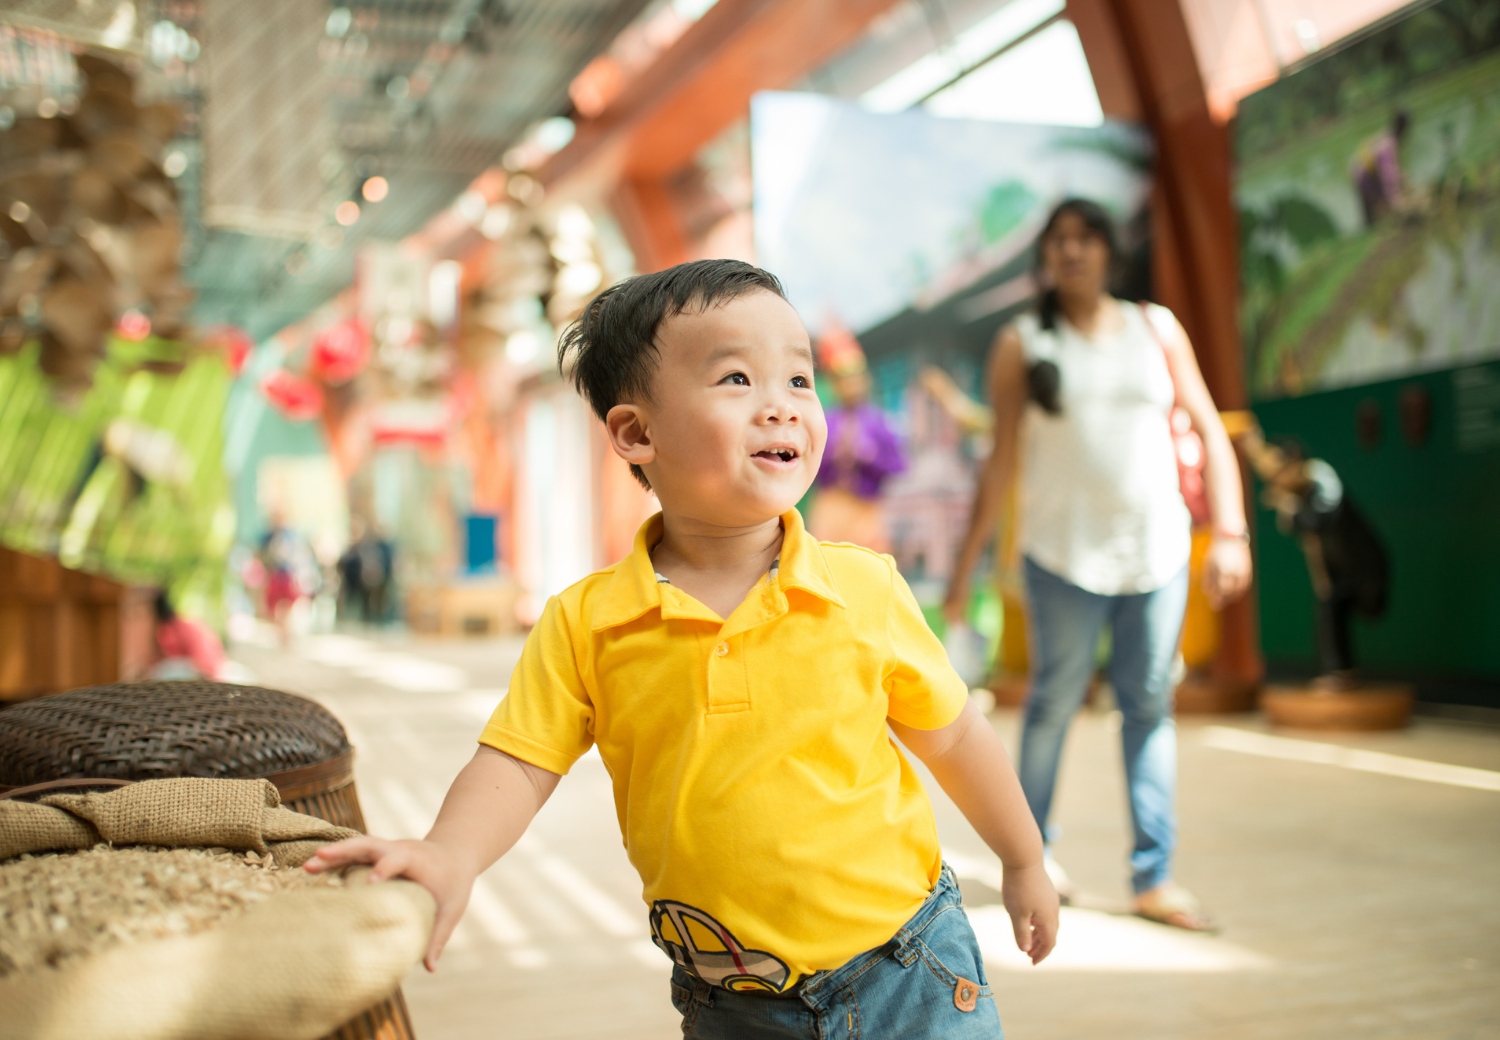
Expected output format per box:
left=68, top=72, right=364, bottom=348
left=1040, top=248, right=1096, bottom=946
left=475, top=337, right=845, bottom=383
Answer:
left=793, top=863, right=963, bottom=1010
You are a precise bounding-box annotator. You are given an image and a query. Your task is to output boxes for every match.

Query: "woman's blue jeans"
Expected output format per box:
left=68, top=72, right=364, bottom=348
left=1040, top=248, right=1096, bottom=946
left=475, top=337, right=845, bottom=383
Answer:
left=1020, top=556, right=1189, bottom=895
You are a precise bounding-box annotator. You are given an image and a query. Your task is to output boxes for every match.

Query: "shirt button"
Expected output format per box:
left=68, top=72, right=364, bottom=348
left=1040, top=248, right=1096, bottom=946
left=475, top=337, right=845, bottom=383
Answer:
left=715, top=642, right=729, bottom=657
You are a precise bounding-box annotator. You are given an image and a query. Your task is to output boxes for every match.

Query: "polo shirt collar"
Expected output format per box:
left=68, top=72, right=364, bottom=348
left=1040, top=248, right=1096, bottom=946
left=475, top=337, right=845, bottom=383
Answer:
left=775, top=506, right=846, bottom=609
left=588, top=508, right=845, bottom=633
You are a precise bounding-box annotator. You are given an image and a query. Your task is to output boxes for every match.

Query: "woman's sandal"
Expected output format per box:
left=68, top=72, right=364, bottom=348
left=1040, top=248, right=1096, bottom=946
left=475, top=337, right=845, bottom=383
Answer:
left=1133, top=882, right=1218, bottom=933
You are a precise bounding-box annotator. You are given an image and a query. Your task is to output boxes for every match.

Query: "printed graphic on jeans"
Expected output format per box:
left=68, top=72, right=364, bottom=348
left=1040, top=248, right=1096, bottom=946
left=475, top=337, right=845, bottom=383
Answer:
left=649, top=900, right=791, bottom=992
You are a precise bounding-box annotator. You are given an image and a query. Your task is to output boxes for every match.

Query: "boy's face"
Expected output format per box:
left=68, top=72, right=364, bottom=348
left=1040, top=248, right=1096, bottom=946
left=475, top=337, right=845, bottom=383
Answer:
left=608, top=291, right=826, bottom=528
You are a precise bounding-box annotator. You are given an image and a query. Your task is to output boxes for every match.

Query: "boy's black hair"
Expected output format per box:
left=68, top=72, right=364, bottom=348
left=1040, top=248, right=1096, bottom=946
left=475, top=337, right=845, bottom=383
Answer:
left=1033, top=197, right=1119, bottom=332
left=557, top=258, right=787, bottom=489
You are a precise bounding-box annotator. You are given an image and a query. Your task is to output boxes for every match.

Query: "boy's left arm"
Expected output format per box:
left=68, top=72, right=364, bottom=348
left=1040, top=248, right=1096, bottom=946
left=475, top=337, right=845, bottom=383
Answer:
left=891, top=699, right=1059, bottom=964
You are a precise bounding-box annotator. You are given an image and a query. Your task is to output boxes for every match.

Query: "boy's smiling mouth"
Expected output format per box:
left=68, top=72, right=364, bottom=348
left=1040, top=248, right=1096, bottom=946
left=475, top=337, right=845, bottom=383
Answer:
left=752, top=446, right=800, bottom=465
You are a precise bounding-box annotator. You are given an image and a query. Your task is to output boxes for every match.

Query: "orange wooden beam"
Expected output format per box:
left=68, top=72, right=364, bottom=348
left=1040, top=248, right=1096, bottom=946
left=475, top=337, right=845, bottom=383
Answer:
left=1069, top=0, right=1262, bottom=693
left=545, top=0, right=903, bottom=184
left=542, top=0, right=905, bottom=272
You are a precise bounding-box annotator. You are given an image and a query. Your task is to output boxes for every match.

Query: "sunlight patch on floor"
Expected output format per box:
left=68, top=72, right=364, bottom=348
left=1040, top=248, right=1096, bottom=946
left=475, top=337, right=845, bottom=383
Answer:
left=970, top=905, right=1273, bottom=973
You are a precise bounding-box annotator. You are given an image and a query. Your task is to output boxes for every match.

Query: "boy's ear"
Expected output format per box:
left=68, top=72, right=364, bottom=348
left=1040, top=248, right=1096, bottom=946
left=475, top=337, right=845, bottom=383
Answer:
left=605, top=403, right=656, bottom=470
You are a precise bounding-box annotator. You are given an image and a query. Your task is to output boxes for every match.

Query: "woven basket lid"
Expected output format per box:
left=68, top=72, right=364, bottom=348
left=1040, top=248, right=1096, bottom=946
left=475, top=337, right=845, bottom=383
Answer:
left=0, top=680, right=351, bottom=787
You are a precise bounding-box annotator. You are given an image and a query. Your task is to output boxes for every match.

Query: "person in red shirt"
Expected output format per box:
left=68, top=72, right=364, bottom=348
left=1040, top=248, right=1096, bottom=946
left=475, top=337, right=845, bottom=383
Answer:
left=151, top=591, right=228, bottom=681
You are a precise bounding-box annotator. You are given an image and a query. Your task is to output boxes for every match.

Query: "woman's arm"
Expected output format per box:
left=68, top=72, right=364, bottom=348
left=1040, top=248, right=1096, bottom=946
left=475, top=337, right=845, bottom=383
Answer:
left=1158, top=313, right=1253, bottom=607
left=943, top=327, right=1027, bottom=622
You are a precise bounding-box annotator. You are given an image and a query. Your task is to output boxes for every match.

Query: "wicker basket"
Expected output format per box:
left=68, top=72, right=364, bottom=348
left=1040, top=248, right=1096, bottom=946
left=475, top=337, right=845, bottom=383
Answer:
left=0, top=680, right=414, bottom=1040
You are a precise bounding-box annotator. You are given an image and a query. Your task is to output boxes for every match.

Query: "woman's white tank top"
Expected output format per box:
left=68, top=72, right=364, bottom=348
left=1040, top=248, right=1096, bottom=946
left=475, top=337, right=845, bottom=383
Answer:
left=1015, top=300, right=1191, bottom=595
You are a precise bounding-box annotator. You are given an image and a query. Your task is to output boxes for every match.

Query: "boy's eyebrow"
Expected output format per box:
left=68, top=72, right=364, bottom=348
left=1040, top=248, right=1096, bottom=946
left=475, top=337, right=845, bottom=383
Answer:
left=702, top=345, right=750, bottom=366
left=701, top=342, right=816, bottom=366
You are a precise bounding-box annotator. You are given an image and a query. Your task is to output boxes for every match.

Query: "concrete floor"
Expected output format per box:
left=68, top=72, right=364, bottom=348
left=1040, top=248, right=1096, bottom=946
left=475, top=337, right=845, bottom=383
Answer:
left=232, top=631, right=1500, bottom=1040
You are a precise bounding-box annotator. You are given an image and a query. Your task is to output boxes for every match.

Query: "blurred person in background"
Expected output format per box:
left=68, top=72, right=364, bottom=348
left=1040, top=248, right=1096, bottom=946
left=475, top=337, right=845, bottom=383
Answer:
left=259, top=511, right=312, bottom=644
left=338, top=516, right=395, bottom=626
left=946, top=198, right=1252, bottom=930
left=150, top=590, right=227, bottom=680
left=807, top=320, right=906, bottom=551
left=1351, top=109, right=1411, bottom=226
left=1236, top=425, right=1388, bottom=682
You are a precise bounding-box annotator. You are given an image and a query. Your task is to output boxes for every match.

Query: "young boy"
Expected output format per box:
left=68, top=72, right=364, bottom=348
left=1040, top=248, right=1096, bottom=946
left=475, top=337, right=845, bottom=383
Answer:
left=308, top=260, right=1057, bottom=1037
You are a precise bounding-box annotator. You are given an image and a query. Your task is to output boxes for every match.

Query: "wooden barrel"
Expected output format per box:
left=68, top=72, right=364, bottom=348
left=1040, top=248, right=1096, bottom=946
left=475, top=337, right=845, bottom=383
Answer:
left=0, top=679, right=415, bottom=1040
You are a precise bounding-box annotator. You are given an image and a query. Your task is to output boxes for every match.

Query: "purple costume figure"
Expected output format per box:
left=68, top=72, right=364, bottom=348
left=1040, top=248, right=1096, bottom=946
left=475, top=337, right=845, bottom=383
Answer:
left=1352, top=111, right=1409, bottom=226
left=808, top=321, right=906, bottom=552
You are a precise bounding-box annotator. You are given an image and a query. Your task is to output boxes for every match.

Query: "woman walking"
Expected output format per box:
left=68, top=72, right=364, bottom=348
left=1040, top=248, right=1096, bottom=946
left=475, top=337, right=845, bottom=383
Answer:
left=946, top=198, right=1251, bottom=929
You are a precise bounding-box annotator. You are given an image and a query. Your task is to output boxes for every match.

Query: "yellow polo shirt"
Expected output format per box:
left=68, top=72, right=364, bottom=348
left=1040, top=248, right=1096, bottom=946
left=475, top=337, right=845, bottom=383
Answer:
left=479, top=508, right=968, bottom=992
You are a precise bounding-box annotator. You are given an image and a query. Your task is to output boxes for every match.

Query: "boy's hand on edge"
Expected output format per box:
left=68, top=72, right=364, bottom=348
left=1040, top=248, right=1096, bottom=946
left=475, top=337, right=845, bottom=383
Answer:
left=1001, top=861, right=1059, bottom=965
left=305, top=835, right=476, bottom=972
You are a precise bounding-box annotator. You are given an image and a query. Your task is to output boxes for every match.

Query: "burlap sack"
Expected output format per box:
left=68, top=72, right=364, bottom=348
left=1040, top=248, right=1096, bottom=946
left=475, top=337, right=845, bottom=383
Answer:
left=0, top=779, right=429, bottom=1039
left=0, top=800, right=99, bottom=858
left=1, top=778, right=357, bottom=866
left=0, top=874, right=433, bottom=1040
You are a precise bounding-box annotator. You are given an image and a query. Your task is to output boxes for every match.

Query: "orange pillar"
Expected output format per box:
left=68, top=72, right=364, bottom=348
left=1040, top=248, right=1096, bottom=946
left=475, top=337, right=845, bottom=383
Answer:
left=1070, top=0, right=1263, bottom=697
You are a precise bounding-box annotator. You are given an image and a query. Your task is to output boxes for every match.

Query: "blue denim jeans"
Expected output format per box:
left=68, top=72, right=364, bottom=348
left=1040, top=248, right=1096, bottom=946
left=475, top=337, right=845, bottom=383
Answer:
left=669, top=866, right=1001, bottom=1039
left=1020, top=556, right=1189, bottom=894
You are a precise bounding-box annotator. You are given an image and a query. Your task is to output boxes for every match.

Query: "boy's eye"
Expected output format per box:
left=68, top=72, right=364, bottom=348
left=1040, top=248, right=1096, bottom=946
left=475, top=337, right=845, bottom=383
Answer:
left=790, top=375, right=811, bottom=389
left=722, top=372, right=750, bottom=386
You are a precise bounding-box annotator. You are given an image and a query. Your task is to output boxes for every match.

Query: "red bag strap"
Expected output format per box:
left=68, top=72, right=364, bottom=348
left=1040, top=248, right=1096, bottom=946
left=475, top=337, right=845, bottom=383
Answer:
left=1136, top=300, right=1182, bottom=410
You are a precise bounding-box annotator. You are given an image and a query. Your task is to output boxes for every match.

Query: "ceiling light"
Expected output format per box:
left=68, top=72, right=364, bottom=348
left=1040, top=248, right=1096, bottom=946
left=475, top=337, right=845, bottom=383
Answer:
left=534, top=117, right=575, bottom=153
left=505, top=330, right=541, bottom=365
left=507, top=174, right=542, bottom=205
left=557, top=262, right=602, bottom=296
left=362, top=176, right=389, bottom=202
left=480, top=205, right=512, bottom=240
left=335, top=200, right=360, bottom=226
left=326, top=7, right=352, bottom=37
left=456, top=190, right=487, bottom=224
left=555, top=204, right=594, bottom=241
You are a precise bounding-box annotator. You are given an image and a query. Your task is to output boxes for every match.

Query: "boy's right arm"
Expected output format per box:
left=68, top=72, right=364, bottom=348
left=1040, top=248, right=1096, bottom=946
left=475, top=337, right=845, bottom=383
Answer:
left=304, top=744, right=561, bottom=970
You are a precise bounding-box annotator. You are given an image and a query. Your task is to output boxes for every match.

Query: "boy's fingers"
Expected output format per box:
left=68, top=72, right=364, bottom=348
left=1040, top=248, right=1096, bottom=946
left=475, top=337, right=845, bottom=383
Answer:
left=1030, top=911, right=1058, bottom=964
left=425, top=903, right=464, bottom=972
left=368, top=848, right=415, bottom=883
left=303, top=836, right=386, bottom=871
left=1010, top=911, right=1032, bottom=953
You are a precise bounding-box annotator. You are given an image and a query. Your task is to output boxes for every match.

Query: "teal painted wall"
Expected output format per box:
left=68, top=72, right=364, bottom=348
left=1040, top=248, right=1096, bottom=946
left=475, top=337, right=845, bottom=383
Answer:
left=1251, top=361, right=1500, bottom=704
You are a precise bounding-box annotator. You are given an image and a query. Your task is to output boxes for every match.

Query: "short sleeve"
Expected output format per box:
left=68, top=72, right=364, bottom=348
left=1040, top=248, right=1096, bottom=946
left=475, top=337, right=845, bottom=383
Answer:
left=882, top=559, right=970, bottom=730
left=479, top=595, right=594, bottom=774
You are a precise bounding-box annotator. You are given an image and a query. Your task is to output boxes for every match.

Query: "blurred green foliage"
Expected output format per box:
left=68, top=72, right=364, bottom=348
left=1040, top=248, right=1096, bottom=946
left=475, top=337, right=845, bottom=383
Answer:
left=0, top=338, right=235, bottom=613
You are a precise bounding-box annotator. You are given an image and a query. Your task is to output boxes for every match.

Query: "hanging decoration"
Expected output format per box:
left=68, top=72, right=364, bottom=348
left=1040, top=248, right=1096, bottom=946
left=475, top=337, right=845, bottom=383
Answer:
left=0, top=51, right=191, bottom=389
left=203, top=326, right=254, bottom=375
left=309, top=317, right=371, bottom=384
left=259, top=368, right=325, bottom=422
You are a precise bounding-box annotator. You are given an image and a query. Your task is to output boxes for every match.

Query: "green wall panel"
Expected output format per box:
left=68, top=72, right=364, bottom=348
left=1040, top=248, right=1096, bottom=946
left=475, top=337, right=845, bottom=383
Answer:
left=1252, top=361, right=1500, bottom=702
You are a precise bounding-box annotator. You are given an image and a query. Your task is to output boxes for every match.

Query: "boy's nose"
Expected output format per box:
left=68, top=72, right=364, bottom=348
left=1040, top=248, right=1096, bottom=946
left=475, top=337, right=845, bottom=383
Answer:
left=761, top=398, right=799, bottom=424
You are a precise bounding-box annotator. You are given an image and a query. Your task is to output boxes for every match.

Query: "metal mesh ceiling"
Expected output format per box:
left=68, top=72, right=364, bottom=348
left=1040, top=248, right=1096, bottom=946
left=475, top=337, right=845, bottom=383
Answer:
left=180, top=0, right=653, bottom=340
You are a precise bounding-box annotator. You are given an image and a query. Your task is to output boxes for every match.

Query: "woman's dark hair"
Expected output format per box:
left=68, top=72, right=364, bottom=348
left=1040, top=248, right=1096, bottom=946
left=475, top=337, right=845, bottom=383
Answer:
left=557, top=259, right=787, bottom=490
left=1033, top=197, right=1119, bottom=332
left=154, top=590, right=176, bottom=623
